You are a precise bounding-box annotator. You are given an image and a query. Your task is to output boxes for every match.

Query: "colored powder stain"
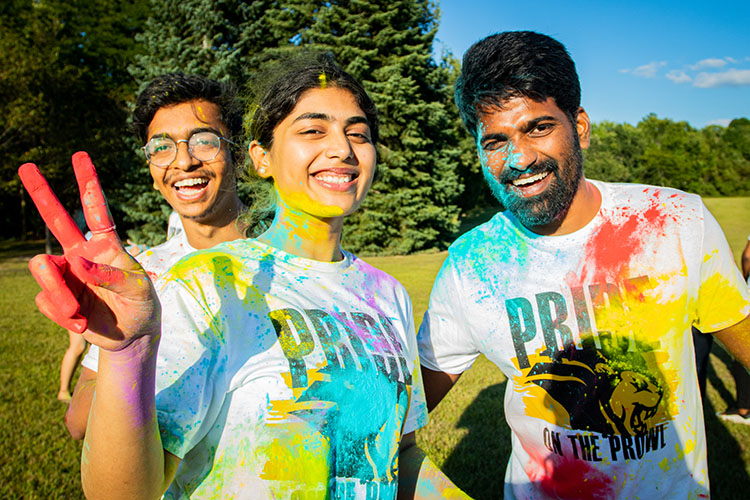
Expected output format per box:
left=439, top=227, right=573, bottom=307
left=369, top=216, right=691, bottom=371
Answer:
left=684, top=439, right=695, bottom=455
left=659, top=457, right=671, bottom=471
left=318, top=73, right=327, bottom=89
left=527, top=454, right=615, bottom=500
left=675, top=443, right=685, bottom=460
left=259, top=430, right=330, bottom=485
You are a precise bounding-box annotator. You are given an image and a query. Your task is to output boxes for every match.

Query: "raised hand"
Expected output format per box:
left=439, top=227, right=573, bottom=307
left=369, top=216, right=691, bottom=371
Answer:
left=19, top=152, right=160, bottom=351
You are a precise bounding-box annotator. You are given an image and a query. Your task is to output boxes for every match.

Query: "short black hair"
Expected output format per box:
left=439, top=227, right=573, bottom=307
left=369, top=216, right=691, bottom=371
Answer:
left=247, top=51, right=378, bottom=149
left=455, top=31, right=581, bottom=138
left=132, top=73, right=242, bottom=145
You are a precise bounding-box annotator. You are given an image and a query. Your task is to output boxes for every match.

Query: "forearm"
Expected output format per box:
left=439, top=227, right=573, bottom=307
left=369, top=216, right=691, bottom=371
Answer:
left=398, top=434, right=470, bottom=499
left=82, top=335, right=167, bottom=500
left=714, top=314, right=750, bottom=370
left=65, top=367, right=97, bottom=440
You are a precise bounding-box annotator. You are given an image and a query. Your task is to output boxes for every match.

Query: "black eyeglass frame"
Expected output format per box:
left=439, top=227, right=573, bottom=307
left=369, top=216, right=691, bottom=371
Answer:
left=142, top=131, right=237, bottom=168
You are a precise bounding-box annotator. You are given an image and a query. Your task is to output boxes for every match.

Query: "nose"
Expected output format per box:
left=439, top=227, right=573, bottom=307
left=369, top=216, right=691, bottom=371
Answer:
left=325, top=130, right=355, bottom=162
left=505, top=141, right=537, bottom=171
left=172, top=140, right=200, bottom=170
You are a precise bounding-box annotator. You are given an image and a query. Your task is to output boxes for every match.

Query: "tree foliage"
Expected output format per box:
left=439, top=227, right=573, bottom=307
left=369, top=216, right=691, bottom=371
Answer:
left=2, top=1, right=749, bottom=254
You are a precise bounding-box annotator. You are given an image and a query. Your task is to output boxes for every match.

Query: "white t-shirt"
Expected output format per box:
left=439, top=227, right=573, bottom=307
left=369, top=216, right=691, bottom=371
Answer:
left=418, top=180, right=750, bottom=500
left=155, top=239, right=427, bottom=499
left=81, top=230, right=196, bottom=371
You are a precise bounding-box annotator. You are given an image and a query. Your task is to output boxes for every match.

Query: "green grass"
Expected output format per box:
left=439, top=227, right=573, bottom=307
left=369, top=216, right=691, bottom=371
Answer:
left=4, top=196, right=750, bottom=498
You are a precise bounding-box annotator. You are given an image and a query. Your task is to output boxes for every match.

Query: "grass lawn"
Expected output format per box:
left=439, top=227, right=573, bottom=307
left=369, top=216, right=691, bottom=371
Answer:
left=3, top=196, right=750, bottom=498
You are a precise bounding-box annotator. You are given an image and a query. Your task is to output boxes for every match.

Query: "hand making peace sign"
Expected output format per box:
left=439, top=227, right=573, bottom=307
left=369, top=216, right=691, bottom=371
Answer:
left=19, top=152, right=161, bottom=351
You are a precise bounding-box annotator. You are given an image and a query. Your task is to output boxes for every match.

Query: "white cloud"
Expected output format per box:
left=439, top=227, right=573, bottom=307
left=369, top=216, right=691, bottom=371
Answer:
left=725, top=56, right=738, bottom=64
left=694, top=69, right=750, bottom=88
left=630, top=61, right=667, bottom=78
left=706, top=119, right=731, bottom=127
left=689, top=58, right=729, bottom=70
left=666, top=70, right=691, bottom=84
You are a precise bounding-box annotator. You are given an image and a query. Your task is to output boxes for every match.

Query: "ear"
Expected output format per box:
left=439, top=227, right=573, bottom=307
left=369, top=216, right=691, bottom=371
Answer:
left=575, top=107, right=591, bottom=150
left=248, top=140, right=272, bottom=178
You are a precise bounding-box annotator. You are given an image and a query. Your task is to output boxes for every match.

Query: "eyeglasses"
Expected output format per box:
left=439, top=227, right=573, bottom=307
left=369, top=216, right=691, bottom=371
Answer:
left=143, top=131, right=236, bottom=167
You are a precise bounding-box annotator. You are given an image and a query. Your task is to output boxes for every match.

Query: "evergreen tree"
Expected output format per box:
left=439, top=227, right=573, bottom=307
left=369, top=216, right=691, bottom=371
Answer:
left=0, top=0, right=148, bottom=239
left=299, top=0, right=464, bottom=254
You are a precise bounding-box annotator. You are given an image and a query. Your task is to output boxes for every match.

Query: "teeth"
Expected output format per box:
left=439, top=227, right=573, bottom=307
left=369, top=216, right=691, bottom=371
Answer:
left=512, top=171, right=549, bottom=187
left=175, top=178, right=208, bottom=188
left=316, top=174, right=353, bottom=184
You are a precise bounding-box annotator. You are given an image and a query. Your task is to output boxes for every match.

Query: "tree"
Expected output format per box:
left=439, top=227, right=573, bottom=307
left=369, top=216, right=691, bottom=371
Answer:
left=0, top=0, right=148, bottom=239
left=299, top=0, right=464, bottom=254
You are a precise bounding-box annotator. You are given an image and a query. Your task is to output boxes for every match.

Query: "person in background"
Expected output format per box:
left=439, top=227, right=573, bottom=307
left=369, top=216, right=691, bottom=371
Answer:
left=64, top=72, right=247, bottom=439
left=718, top=236, right=750, bottom=423
left=417, top=30, right=750, bottom=499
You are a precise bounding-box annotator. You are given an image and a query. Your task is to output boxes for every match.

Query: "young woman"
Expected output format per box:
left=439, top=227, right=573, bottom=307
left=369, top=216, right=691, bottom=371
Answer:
left=21, top=54, right=466, bottom=499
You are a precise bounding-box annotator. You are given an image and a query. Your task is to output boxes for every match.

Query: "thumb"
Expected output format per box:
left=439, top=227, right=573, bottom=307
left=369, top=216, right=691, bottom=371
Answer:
left=68, top=255, right=151, bottom=297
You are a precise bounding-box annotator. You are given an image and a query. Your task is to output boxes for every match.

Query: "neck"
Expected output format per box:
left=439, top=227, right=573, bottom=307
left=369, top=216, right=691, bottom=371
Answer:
left=529, top=178, right=601, bottom=236
left=182, top=195, right=246, bottom=250
left=257, top=203, right=345, bottom=262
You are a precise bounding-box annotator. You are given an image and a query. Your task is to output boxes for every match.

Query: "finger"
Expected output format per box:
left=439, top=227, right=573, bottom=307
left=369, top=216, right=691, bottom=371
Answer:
left=18, top=163, right=85, bottom=249
left=35, top=291, right=87, bottom=333
left=69, top=255, right=150, bottom=297
left=29, top=254, right=84, bottom=319
left=71, top=152, right=118, bottom=240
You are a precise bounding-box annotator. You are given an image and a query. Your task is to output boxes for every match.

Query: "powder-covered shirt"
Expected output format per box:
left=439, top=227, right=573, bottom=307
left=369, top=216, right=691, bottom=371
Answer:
left=418, top=180, right=750, bottom=500
left=81, top=229, right=196, bottom=371
left=156, top=239, right=427, bottom=499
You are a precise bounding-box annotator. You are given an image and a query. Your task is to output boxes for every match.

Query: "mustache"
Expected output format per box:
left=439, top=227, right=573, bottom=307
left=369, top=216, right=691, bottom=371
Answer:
left=498, top=158, right=559, bottom=184
left=164, top=168, right=217, bottom=185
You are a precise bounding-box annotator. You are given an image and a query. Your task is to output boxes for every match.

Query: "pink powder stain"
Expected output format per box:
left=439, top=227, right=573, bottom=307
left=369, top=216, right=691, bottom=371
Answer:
left=580, top=195, right=669, bottom=284
left=526, top=454, right=616, bottom=500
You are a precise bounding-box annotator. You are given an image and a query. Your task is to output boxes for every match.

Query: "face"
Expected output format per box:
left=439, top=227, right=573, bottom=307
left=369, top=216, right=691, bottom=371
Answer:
left=146, top=99, right=236, bottom=224
left=476, top=96, right=590, bottom=230
left=251, top=87, right=376, bottom=220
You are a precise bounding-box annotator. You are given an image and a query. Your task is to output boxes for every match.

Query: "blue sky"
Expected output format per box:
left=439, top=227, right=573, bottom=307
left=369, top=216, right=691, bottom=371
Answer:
left=434, top=0, right=750, bottom=128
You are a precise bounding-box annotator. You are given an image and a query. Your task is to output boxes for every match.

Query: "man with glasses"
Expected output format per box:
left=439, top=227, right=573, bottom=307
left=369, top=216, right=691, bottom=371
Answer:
left=65, top=73, right=247, bottom=439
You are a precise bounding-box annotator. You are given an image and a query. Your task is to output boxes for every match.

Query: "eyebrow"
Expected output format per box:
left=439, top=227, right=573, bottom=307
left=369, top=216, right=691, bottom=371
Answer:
left=479, top=115, right=559, bottom=144
left=292, top=112, right=370, bottom=129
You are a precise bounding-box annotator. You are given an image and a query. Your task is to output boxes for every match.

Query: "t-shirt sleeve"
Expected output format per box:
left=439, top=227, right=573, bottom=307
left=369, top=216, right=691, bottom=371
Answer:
left=694, top=201, right=750, bottom=332
left=417, top=255, right=480, bottom=374
left=155, top=277, right=225, bottom=460
left=400, top=292, right=428, bottom=435
left=80, top=344, right=99, bottom=372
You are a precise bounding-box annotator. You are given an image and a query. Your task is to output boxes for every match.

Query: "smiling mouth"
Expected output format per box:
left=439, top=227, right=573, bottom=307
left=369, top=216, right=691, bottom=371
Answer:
left=313, top=171, right=359, bottom=185
left=174, top=177, right=209, bottom=191
left=511, top=171, right=549, bottom=187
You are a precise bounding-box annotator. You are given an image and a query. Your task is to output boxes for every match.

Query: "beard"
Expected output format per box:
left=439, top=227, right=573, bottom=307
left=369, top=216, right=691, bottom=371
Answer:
left=483, top=137, right=584, bottom=228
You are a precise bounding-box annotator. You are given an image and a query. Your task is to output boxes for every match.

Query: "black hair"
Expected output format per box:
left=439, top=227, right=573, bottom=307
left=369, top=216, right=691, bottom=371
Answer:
left=246, top=51, right=379, bottom=149
left=132, top=73, right=243, bottom=146
left=455, top=31, right=581, bottom=138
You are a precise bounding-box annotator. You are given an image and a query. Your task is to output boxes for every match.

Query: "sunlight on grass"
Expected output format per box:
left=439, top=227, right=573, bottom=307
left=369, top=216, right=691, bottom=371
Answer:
left=3, top=197, right=750, bottom=498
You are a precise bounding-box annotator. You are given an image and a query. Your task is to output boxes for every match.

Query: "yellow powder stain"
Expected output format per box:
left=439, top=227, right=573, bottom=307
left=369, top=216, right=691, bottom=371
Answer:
left=259, top=426, right=330, bottom=497
left=319, top=73, right=327, bottom=89
left=659, top=457, right=670, bottom=471
left=683, top=439, right=695, bottom=455
left=675, top=443, right=685, bottom=460
left=279, top=189, right=345, bottom=218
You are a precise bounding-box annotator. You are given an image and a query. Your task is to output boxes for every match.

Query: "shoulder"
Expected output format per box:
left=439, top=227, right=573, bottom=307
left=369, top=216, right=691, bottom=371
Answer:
left=164, top=239, right=257, bottom=282
left=601, top=181, right=703, bottom=213
left=347, top=253, right=410, bottom=300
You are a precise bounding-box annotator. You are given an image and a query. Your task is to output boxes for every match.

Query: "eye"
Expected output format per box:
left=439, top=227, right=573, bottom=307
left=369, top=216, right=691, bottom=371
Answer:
left=299, top=127, right=324, bottom=135
left=530, top=122, right=555, bottom=136
left=346, top=130, right=371, bottom=143
left=481, top=139, right=506, bottom=152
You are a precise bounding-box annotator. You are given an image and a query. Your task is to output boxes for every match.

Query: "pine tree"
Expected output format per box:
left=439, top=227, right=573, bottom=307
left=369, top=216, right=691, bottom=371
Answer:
left=299, top=0, right=464, bottom=254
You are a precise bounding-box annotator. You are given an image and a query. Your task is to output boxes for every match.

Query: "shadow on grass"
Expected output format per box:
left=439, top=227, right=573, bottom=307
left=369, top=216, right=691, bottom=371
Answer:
left=441, top=381, right=511, bottom=499
left=705, top=346, right=750, bottom=499
left=0, top=239, right=61, bottom=260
